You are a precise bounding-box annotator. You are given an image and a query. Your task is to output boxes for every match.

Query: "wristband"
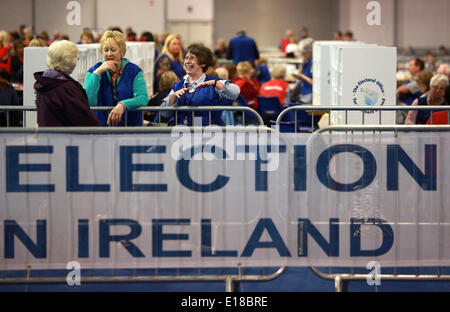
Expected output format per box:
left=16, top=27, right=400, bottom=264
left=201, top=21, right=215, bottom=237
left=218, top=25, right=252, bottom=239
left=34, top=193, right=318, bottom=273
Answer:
left=213, top=80, right=217, bottom=88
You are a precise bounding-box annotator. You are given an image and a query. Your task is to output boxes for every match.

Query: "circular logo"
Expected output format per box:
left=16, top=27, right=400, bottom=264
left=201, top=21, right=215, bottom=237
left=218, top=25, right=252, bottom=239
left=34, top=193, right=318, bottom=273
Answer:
left=352, top=78, right=386, bottom=114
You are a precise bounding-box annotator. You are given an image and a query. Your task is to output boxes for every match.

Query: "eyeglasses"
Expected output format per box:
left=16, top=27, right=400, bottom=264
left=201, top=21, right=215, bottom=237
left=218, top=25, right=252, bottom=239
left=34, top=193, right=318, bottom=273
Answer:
left=185, top=55, right=198, bottom=62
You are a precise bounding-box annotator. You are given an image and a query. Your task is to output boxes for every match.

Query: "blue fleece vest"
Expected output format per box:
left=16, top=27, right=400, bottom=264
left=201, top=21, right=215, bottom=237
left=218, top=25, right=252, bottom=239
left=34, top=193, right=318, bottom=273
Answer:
left=88, top=61, right=143, bottom=126
left=172, top=75, right=224, bottom=126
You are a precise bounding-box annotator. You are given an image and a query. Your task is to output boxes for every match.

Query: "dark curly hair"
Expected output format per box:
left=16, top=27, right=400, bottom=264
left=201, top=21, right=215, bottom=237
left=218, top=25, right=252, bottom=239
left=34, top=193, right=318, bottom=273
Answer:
left=185, top=43, right=214, bottom=73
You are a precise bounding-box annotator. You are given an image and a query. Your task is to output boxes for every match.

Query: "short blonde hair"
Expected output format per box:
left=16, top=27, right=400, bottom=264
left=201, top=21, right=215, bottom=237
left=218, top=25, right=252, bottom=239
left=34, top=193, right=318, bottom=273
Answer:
left=271, top=64, right=286, bottom=79
left=430, top=74, right=449, bottom=88
left=99, top=30, right=126, bottom=56
left=237, top=61, right=253, bottom=77
left=29, top=38, right=47, bottom=47
left=47, top=40, right=78, bottom=74
left=0, top=30, right=8, bottom=46
left=158, top=70, right=179, bottom=91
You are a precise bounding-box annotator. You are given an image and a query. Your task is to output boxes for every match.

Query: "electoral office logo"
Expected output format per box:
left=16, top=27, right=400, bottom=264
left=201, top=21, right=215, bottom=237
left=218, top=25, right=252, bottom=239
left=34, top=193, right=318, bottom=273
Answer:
left=352, top=78, right=386, bottom=113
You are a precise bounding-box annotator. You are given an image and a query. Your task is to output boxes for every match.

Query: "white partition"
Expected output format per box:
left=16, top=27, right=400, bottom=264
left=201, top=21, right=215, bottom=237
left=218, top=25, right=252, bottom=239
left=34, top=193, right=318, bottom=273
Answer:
left=313, top=41, right=397, bottom=125
left=329, top=45, right=397, bottom=125
left=23, top=42, right=154, bottom=128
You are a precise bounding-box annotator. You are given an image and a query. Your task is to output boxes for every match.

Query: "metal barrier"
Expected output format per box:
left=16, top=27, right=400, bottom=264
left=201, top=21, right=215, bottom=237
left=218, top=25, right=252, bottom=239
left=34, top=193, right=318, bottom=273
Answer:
left=275, top=105, right=450, bottom=132
left=0, top=106, right=265, bottom=128
left=309, top=124, right=450, bottom=292
left=0, top=125, right=284, bottom=292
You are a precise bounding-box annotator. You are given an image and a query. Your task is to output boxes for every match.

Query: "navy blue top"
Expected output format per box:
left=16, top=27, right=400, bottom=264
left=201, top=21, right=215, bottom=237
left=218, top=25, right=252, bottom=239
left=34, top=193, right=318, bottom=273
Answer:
left=300, top=59, right=313, bottom=96
left=88, top=61, right=143, bottom=126
left=257, top=64, right=271, bottom=85
left=172, top=75, right=223, bottom=126
left=227, top=35, right=259, bottom=65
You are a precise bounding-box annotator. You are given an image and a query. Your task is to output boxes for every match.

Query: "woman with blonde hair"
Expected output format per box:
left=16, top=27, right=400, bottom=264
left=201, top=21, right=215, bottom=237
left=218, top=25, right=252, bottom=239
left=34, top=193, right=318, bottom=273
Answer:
left=154, top=34, right=185, bottom=92
left=405, top=74, right=449, bottom=124
left=0, top=30, right=12, bottom=76
left=33, top=40, right=100, bottom=126
left=84, top=30, right=149, bottom=126
left=234, top=61, right=260, bottom=109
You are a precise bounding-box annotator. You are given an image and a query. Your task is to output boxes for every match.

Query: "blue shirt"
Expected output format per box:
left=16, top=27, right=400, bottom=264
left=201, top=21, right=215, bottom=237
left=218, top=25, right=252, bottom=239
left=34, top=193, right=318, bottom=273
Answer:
left=227, top=35, right=259, bottom=65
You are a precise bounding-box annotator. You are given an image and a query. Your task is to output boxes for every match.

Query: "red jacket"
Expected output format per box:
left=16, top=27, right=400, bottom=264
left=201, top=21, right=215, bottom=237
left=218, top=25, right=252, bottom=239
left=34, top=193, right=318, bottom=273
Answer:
left=259, top=79, right=289, bottom=106
left=234, top=78, right=260, bottom=109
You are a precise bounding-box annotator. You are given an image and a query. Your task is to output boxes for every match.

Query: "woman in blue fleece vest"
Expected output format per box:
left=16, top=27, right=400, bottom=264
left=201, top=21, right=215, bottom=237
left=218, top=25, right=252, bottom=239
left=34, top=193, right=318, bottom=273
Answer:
left=84, top=30, right=149, bottom=126
left=162, top=43, right=240, bottom=126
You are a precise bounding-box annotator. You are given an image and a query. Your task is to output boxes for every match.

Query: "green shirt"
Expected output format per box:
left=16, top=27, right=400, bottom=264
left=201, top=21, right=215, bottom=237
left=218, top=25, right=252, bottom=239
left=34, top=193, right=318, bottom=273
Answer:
left=83, top=58, right=149, bottom=111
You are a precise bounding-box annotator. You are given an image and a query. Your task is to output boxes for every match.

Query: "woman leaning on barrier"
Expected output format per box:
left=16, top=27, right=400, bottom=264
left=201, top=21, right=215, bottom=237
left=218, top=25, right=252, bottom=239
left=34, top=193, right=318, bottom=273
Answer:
left=405, top=74, right=449, bottom=125
left=33, top=40, right=100, bottom=127
left=161, top=43, right=240, bottom=126
left=84, top=30, right=149, bottom=127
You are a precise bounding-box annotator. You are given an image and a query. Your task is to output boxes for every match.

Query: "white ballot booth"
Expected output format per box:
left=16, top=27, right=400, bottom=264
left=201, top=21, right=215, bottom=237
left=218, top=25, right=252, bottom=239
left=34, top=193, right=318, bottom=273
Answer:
left=313, top=41, right=397, bottom=125
left=23, top=42, right=155, bottom=128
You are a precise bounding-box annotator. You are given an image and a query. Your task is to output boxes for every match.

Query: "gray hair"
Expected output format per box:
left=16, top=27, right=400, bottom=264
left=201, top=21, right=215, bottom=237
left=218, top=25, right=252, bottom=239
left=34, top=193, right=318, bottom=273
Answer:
left=271, top=64, right=286, bottom=79
left=298, top=37, right=314, bottom=53
left=47, top=40, right=78, bottom=74
left=430, top=74, right=449, bottom=88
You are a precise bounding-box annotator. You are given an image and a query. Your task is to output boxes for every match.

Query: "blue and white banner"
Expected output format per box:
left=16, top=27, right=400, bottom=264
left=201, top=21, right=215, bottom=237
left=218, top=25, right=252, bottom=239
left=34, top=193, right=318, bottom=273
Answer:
left=0, top=130, right=449, bottom=270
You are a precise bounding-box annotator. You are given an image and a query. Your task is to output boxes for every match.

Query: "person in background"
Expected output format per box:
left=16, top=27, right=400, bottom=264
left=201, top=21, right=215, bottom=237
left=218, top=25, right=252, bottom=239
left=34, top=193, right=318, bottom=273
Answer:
left=259, top=64, right=290, bottom=106
left=292, top=37, right=314, bottom=104
left=33, top=40, right=100, bottom=127
left=227, top=29, right=259, bottom=65
left=344, top=31, right=355, bottom=41
left=0, top=30, right=12, bottom=78
left=146, top=70, right=179, bottom=123
left=19, top=25, right=27, bottom=41
left=10, top=40, right=24, bottom=83
left=39, top=31, right=50, bottom=46
left=140, top=31, right=159, bottom=60
left=437, top=64, right=450, bottom=105
left=405, top=74, right=449, bottom=125
left=300, top=27, right=310, bottom=40
left=80, top=29, right=94, bottom=44
left=29, top=38, right=47, bottom=47
left=424, top=51, right=437, bottom=73
left=285, top=36, right=300, bottom=58
left=397, top=57, right=425, bottom=105
left=84, top=31, right=149, bottom=126
left=0, top=75, right=20, bottom=127
left=51, top=29, right=61, bottom=44
left=333, top=31, right=344, bottom=41
left=60, top=34, right=70, bottom=41
left=255, top=54, right=271, bottom=85
left=279, top=29, right=294, bottom=53
left=224, top=63, right=238, bottom=82
left=215, top=67, right=229, bottom=80
left=159, top=32, right=169, bottom=47
left=234, top=61, right=260, bottom=110
left=214, top=38, right=228, bottom=59
left=162, top=43, right=240, bottom=126
left=438, top=45, right=448, bottom=56
left=9, top=31, right=21, bottom=44
left=154, top=34, right=185, bottom=92
left=127, top=31, right=137, bottom=42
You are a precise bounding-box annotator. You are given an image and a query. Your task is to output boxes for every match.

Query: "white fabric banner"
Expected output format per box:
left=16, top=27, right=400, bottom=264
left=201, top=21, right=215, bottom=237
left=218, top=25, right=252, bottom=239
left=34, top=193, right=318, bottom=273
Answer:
left=0, top=130, right=449, bottom=270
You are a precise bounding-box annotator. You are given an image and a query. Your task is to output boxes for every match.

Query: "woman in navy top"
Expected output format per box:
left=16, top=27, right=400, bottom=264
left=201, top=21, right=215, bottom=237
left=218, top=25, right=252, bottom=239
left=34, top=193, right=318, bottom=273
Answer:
left=162, top=43, right=240, bottom=126
left=405, top=74, right=449, bottom=124
left=154, top=34, right=185, bottom=93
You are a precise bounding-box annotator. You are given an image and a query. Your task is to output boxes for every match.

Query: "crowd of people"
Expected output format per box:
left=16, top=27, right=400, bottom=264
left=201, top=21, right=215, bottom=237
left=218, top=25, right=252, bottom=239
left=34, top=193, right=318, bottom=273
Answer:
left=0, top=23, right=449, bottom=128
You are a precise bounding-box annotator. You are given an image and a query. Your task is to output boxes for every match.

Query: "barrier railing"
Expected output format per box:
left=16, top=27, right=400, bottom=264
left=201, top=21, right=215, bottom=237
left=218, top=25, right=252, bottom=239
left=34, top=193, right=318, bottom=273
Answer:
left=0, top=106, right=265, bottom=128
left=275, top=105, right=450, bottom=132
left=0, top=125, right=284, bottom=292
left=309, top=124, right=450, bottom=292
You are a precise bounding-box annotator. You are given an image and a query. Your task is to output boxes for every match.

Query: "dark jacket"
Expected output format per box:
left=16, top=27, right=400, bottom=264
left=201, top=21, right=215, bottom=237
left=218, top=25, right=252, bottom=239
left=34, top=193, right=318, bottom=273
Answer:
left=34, top=69, right=100, bottom=127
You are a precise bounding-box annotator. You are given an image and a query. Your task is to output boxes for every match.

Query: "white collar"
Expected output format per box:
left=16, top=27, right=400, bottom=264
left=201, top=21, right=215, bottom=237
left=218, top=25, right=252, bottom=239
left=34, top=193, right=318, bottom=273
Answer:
left=185, top=73, right=206, bottom=86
